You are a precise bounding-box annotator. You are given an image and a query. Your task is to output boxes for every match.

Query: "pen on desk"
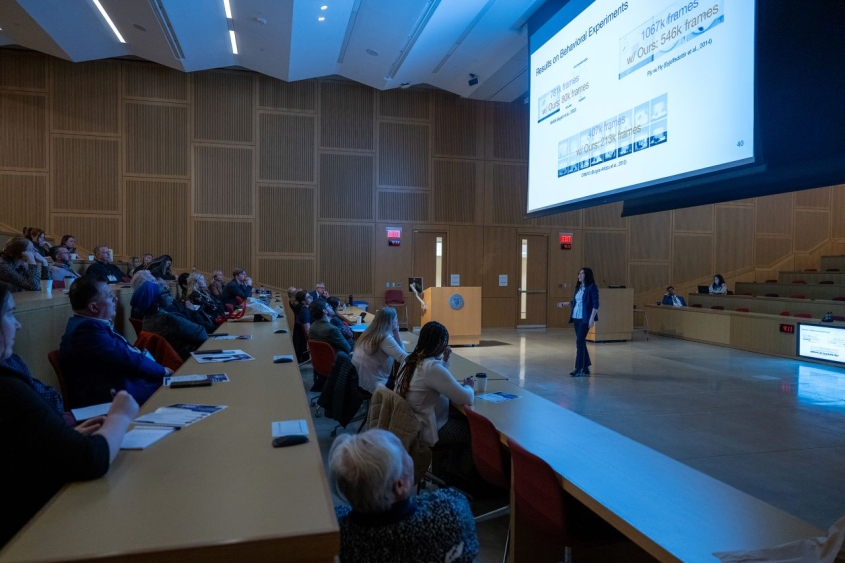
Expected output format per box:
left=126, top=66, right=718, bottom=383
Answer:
left=201, top=349, right=224, bottom=355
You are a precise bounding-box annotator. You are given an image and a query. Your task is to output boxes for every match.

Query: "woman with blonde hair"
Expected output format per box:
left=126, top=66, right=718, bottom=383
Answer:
left=209, top=270, right=225, bottom=298
left=352, top=307, right=408, bottom=393
left=185, top=272, right=225, bottom=317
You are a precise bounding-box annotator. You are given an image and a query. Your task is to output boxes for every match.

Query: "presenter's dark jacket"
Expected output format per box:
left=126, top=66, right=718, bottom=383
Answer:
left=661, top=294, right=687, bottom=306
left=568, top=283, right=600, bottom=323
left=221, top=280, right=252, bottom=306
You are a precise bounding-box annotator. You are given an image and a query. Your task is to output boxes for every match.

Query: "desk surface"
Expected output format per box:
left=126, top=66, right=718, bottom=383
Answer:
left=0, top=316, right=339, bottom=563
left=470, top=379, right=823, bottom=562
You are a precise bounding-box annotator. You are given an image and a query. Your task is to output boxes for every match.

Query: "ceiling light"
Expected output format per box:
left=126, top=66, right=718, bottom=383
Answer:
left=92, top=0, right=126, bottom=43
left=321, top=5, right=328, bottom=10
left=318, top=16, right=325, bottom=21
left=223, top=0, right=233, bottom=19
left=229, top=29, right=238, bottom=54
left=132, top=23, right=147, bottom=32
left=366, top=48, right=379, bottom=56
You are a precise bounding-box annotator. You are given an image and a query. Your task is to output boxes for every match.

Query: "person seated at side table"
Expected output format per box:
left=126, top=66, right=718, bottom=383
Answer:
left=709, top=274, right=728, bottom=295
left=308, top=298, right=351, bottom=354
left=352, top=306, right=407, bottom=394
left=294, top=290, right=313, bottom=332
left=221, top=268, right=253, bottom=307
left=131, top=282, right=208, bottom=360
left=328, top=429, right=479, bottom=563
left=59, top=276, right=171, bottom=408
left=85, top=246, right=126, bottom=284
left=25, top=227, right=51, bottom=258
left=185, top=272, right=226, bottom=318
left=209, top=270, right=225, bottom=299
left=661, top=286, right=686, bottom=307
left=147, top=255, right=176, bottom=281
left=0, top=237, right=46, bottom=291
left=49, top=245, right=81, bottom=282
left=326, top=296, right=354, bottom=349
left=0, top=281, right=139, bottom=548
left=60, top=235, right=76, bottom=255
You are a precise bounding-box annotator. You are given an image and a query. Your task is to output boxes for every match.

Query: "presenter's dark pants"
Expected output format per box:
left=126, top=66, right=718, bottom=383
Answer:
left=573, top=319, right=591, bottom=371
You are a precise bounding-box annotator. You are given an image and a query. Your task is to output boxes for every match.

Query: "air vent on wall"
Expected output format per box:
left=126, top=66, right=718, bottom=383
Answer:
left=148, top=0, right=186, bottom=60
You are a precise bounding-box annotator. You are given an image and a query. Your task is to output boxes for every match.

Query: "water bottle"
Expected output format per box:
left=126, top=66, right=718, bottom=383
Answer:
left=348, top=294, right=353, bottom=306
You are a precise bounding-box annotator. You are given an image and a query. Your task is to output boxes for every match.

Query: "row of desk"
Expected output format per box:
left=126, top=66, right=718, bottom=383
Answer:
left=688, top=293, right=845, bottom=318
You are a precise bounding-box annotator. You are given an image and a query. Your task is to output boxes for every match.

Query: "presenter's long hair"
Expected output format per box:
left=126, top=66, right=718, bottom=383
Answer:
left=575, top=267, right=596, bottom=290
left=395, top=321, right=449, bottom=399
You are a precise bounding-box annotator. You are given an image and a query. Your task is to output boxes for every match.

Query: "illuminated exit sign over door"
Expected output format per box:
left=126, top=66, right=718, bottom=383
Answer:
left=559, top=232, right=573, bottom=250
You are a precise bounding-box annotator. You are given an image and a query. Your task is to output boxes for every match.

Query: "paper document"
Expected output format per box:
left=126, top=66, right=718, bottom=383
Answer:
left=71, top=402, right=111, bottom=421
left=163, top=373, right=230, bottom=386
left=121, top=427, right=175, bottom=450
left=191, top=350, right=254, bottom=363
left=476, top=392, right=520, bottom=403
left=210, top=334, right=252, bottom=340
left=133, top=404, right=227, bottom=428
left=271, top=419, right=309, bottom=437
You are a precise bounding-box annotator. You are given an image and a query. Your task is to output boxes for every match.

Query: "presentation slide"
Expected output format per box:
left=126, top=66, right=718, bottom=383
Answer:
left=798, top=324, right=845, bottom=365
left=528, top=0, right=756, bottom=214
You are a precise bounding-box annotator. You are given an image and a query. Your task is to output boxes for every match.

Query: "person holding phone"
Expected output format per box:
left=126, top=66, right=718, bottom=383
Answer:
left=556, top=267, right=599, bottom=377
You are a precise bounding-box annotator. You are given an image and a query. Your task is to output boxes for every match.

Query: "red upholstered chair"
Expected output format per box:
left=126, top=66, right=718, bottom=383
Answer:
left=691, top=304, right=703, bottom=308
left=735, top=308, right=750, bottom=312
left=52, top=280, right=65, bottom=290
left=129, top=317, right=143, bottom=339
left=765, top=279, right=777, bottom=283
left=794, top=313, right=812, bottom=318
left=47, top=350, right=72, bottom=408
left=765, top=293, right=779, bottom=297
left=791, top=295, right=806, bottom=299
left=792, top=280, right=807, bottom=284
left=833, top=297, right=845, bottom=302
left=779, top=311, right=791, bottom=316
left=804, top=268, right=817, bottom=272
left=740, top=292, right=753, bottom=296
left=711, top=305, right=724, bottom=310
left=820, top=281, right=834, bottom=284
left=832, top=316, right=845, bottom=322
left=307, top=339, right=335, bottom=394
left=826, top=269, right=840, bottom=272
left=133, top=331, right=183, bottom=372
left=384, top=289, right=408, bottom=331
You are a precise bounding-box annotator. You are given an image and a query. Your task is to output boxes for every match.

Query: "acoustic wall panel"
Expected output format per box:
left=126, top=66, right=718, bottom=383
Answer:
left=320, top=82, right=374, bottom=150
left=258, top=76, right=316, bottom=112
left=258, top=257, right=316, bottom=291
left=0, top=173, right=47, bottom=231
left=756, top=193, right=793, bottom=235
left=831, top=185, right=845, bottom=239
left=629, top=263, right=670, bottom=294
left=193, top=145, right=253, bottom=216
left=52, top=136, right=120, bottom=212
left=0, top=93, right=47, bottom=169
left=584, top=231, right=628, bottom=286
left=448, top=225, right=484, bottom=288
left=378, top=122, right=429, bottom=188
left=124, top=63, right=188, bottom=101
left=0, top=50, right=47, bottom=90
left=319, top=223, right=373, bottom=295
left=51, top=60, right=119, bottom=134
left=52, top=215, right=122, bottom=254
left=194, top=219, right=253, bottom=276
left=756, top=236, right=792, bottom=267
left=489, top=163, right=526, bottom=225
left=629, top=211, right=671, bottom=261
left=125, top=103, right=190, bottom=177
left=490, top=102, right=527, bottom=161
left=795, top=186, right=830, bottom=209
left=433, top=93, right=482, bottom=158
left=319, top=153, right=373, bottom=220
left=192, top=71, right=254, bottom=143
left=258, top=113, right=315, bottom=183
left=258, top=185, right=314, bottom=253
left=794, top=210, right=830, bottom=252
left=379, top=89, right=430, bottom=120
left=673, top=204, right=713, bottom=232
left=673, top=234, right=713, bottom=283
left=482, top=298, right=517, bottom=327
left=377, top=191, right=428, bottom=222
left=583, top=202, right=627, bottom=230
left=125, top=179, right=189, bottom=267
left=715, top=206, right=754, bottom=274
left=482, top=226, right=517, bottom=298
left=433, top=160, right=476, bottom=224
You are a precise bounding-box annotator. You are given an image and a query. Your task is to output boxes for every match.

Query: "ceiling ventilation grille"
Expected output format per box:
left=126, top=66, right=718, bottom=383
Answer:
left=384, top=0, right=441, bottom=81
left=148, top=0, right=186, bottom=60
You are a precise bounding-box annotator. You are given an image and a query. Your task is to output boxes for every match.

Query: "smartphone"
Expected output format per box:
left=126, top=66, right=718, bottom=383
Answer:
left=170, top=380, right=212, bottom=389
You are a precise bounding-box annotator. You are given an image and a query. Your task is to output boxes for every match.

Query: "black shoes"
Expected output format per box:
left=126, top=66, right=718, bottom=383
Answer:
left=570, top=369, right=584, bottom=377
left=584, top=367, right=591, bottom=375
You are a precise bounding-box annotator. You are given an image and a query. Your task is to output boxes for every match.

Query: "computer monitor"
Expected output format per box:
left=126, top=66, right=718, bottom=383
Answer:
left=408, top=277, right=423, bottom=295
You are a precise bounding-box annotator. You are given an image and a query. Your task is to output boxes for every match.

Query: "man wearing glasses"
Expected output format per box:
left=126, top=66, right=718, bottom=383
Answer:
left=49, top=246, right=81, bottom=281
left=308, top=282, right=329, bottom=301
left=661, top=286, right=686, bottom=307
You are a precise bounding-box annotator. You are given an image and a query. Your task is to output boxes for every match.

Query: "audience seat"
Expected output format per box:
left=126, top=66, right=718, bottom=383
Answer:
left=292, top=322, right=310, bottom=364
left=819, top=281, right=834, bottom=284
left=794, top=313, right=812, bottom=318
left=765, top=293, right=779, bottom=297
left=804, top=268, right=817, bottom=272
left=134, top=331, right=183, bottom=372
left=791, top=295, right=806, bottom=299
left=832, top=316, right=845, bottom=322
left=384, top=289, right=408, bottom=331
left=711, top=306, right=724, bottom=310
left=779, top=311, right=791, bottom=316
left=308, top=340, right=335, bottom=397
left=740, top=292, right=753, bottom=296
left=47, top=350, right=72, bottom=408
left=129, top=317, right=143, bottom=339
left=765, top=279, right=777, bottom=283
left=691, top=304, right=703, bottom=308
left=735, top=308, right=750, bottom=312
left=833, top=297, right=845, bottom=301
left=826, top=269, right=840, bottom=272
left=791, top=280, right=807, bottom=284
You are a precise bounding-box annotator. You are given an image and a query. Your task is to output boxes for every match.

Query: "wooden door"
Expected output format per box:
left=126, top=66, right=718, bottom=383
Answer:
left=412, top=231, right=447, bottom=292
left=517, top=234, right=548, bottom=327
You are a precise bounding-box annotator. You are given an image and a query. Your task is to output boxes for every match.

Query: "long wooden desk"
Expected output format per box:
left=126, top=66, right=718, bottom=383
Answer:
left=779, top=271, right=845, bottom=284
left=735, top=282, right=845, bottom=301
left=470, top=379, right=824, bottom=562
left=820, top=255, right=845, bottom=272
left=0, top=316, right=339, bottom=562
left=688, top=293, right=845, bottom=319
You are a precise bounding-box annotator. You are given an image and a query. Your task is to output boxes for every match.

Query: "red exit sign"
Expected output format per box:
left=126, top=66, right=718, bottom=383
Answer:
left=779, top=324, right=794, bottom=333
left=559, top=233, right=572, bottom=250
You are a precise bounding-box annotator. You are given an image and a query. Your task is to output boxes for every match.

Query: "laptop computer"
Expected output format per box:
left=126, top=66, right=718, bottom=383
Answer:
left=697, top=285, right=710, bottom=294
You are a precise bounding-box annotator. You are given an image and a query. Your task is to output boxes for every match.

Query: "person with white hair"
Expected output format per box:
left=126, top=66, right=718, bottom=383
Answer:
left=328, top=429, right=478, bottom=563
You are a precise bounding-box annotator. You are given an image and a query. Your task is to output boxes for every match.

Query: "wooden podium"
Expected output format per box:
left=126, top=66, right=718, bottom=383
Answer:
left=587, top=287, right=633, bottom=342
left=421, top=287, right=481, bottom=346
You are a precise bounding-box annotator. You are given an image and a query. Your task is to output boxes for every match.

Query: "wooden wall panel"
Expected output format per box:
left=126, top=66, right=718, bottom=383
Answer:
left=125, top=179, right=189, bottom=267
left=584, top=231, right=627, bottom=286
left=53, top=215, right=122, bottom=254
left=673, top=234, right=713, bottom=283
left=258, top=113, right=315, bottom=182
left=795, top=187, right=830, bottom=208
left=583, top=202, right=627, bottom=230
left=378, top=122, right=429, bottom=188
left=0, top=93, right=47, bottom=169
left=448, top=225, right=484, bottom=288
left=51, top=60, right=119, bottom=134
left=377, top=191, right=428, bottom=222
left=433, top=93, right=483, bottom=158
left=374, top=221, right=414, bottom=302
left=124, top=63, right=188, bottom=101
left=715, top=206, right=754, bottom=274
left=756, top=236, right=792, bottom=267
left=488, top=163, right=526, bottom=225
left=125, top=103, right=189, bottom=176
left=629, top=211, right=671, bottom=260
left=482, top=298, right=517, bottom=327
left=794, top=210, right=830, bottom=252
left=258, top=185, right=314, bottom=253
left=320, top=82, right=373, bottom=150
left=549, top=228, right=584, bottom=300
left=673, top=204, right=713, bottom=232
left=629, top=263, right=670, bottom=294
left=193, top=145, right=253, bottom=216
left=483, top=226, right=516, bottom=298
left=756, top=193, right=793, bottom=235
left=320, top=153, right=373, bottom=220
left=379, top=90, right=430, bottom=120
left=258, top=258, right=316, bottom=291
left=0, top=173, right=47, bottom=231
left=433, top=160, right=477, bottom=224
left=194, top=220, right=253, bottom=276
left=319, top=224, right=373, bottom=295
left=489, top=102, right=527, bottom=161
left=52, top=136, right=120, bottom=211
left=258, top=77, right=316, bottom=112
left=192, top=71, right=254, bottom=143
left=0, top=50, right=47, bottom=89
left=831, top=185, right=845, bottom=239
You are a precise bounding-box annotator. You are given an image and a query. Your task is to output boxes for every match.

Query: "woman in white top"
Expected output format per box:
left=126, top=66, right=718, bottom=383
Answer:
left=709, top=274, right=728, bottom=295
left=352, top=307, right=408, bottom=394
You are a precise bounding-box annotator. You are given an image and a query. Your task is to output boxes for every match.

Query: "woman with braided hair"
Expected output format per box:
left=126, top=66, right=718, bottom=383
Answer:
left=395, top=321, right=475, bottom=481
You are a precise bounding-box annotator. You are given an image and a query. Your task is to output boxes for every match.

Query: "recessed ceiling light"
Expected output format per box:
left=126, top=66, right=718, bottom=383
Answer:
left=92, top=0, right=125, bottom=43
left=132, top=23, right=147, bottom=32
left=223, top=0, right=233, bottom=19
left=321, top=5, right=328, bottom=9
left=318, top=16, right=325, bottom=21
left=229, top=29, right=238, bottom=54
left=366, top=49, right=379, bottom=56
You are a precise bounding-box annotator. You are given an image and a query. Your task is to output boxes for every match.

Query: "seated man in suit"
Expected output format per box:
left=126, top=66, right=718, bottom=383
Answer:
left=661, top=286, right=687, bottom=307
left=59, top=275, right=172, bottom=408
left=307, top=282, right=329, bottom=301
left=85, top=246, right=126, bottom=284
left=308, top=298, right=351, bottom=354
left=221, top=268, right=253, bottom=307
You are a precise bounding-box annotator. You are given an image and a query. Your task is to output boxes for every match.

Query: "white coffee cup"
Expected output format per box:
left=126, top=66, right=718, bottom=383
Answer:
left=475, top=372, right=488, bottom=394
left=88, top=255, right=95, bottom=261
left=42, top=279, right=53, bottom=295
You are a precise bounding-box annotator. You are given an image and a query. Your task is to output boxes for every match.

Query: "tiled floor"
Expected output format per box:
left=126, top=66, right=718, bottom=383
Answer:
left=304, top=328, right=845, bottom=561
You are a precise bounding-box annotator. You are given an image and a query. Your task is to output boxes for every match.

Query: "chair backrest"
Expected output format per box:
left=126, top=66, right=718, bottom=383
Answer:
left=765, top=279, right=777, bottom=283
left=710, top=305, right=724, bottom=310
left=833, top=297, right=845, bottom=301
left=735, top=308, right=750, bottom=312
left=832, top=315, right=845, bottom=322
left=52, top=280, right=65, bottom=290
left=134, top=331, right=183, bottom=372
left=464, top=407, right=510, bottom=490
left=765, top=293, right=779, bottom=297
left=779, top=311, right=791, bottom=316
left=129, top=317, right=143, bottom=339
left=804, top=268, right=818, bottom=272
left=292, top=322, right=310, bottom=362
left=318, top=351, right=364, bottom=427
left=820, top=281, right=834, bottom=284
left=47, top=350, right=71, bottom=407
left=507, top=437, right=568, bottom=539
left=691, top=304, right=702, bottom=308
left=384, top=289, right=405, bottom=305
left=308, top=339, right=336, bottom=378
left=826, top=269, right=840, bottom=272
left=791, top=295, right=806, bottom=299
left=794, top=313, right=812, bottom=318
left=792, top=280, right=807, bottom=284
